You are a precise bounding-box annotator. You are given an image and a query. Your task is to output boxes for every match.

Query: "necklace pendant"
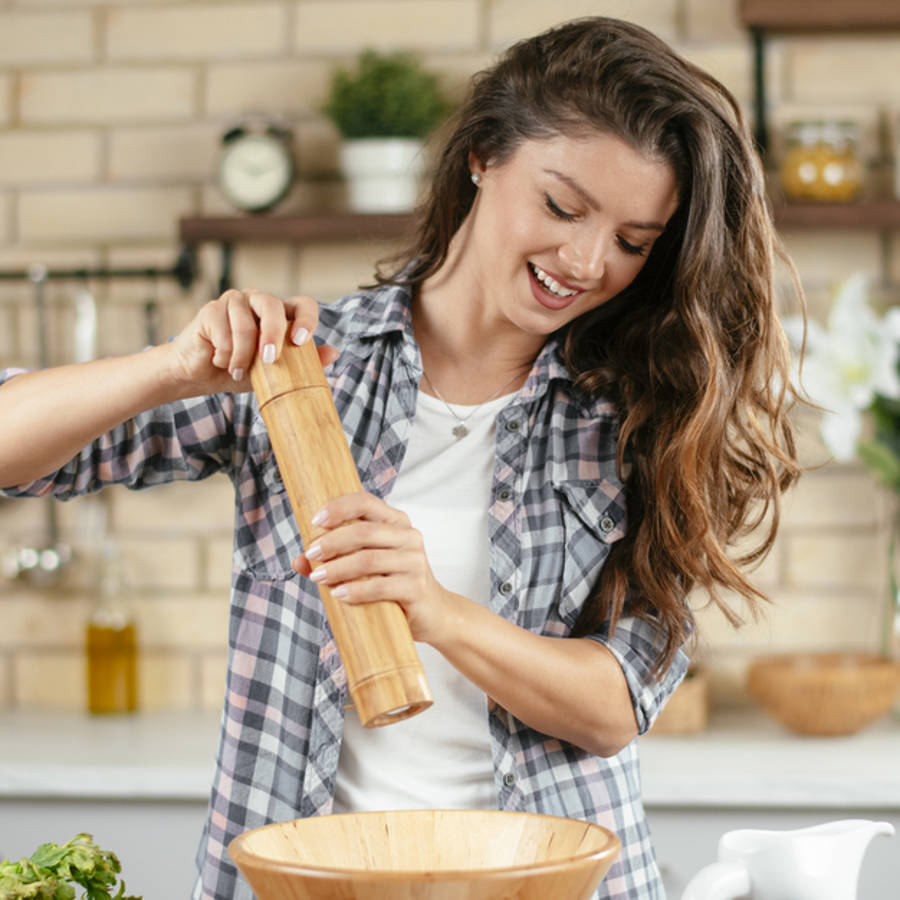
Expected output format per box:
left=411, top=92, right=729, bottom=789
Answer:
left=452, top=423, right=469, bottom=440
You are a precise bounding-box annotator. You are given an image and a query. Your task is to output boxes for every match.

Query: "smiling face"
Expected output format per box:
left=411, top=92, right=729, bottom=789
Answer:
left=462, top=132, right=680, bottom=342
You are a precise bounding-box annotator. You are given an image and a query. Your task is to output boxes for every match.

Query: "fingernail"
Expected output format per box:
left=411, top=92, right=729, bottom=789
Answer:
left=310, top=567, right=327, bottom=583
left=305, top=542, right=322, bottom=560
left=262, top=343, right=276, bottom=364
left=332, top=586, right=349, bottom=598
left=231, top=367, right=244, bottom=382
left=311, top=509, right=328, bottom=527
left=291, top=327, right=309, bottom=346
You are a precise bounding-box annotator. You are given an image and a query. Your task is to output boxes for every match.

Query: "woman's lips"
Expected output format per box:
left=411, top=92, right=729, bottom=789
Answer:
left=527, top=262, right=582, bottom=311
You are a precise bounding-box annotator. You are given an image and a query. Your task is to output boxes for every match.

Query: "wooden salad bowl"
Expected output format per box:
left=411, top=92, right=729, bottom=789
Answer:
left=748, top=652, right=900, bottom=736
left=229, top=809, right=621, bottom=900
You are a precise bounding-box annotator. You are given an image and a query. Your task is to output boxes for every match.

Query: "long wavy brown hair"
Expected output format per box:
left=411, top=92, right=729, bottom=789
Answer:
left=377, top=17, right=804, bottom=675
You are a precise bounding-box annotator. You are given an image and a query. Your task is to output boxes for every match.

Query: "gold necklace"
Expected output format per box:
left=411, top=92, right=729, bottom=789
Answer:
left=420, top=370, right=522, bottom=439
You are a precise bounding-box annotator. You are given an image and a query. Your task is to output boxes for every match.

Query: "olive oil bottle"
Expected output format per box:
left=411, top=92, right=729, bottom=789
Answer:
left=86, top=542, right=138, bottom=714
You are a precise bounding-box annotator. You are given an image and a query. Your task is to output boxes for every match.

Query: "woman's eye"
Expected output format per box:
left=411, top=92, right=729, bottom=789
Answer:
left=617, top=236, right=648, bottom=257
left=544, top=193, right=577, bottom=222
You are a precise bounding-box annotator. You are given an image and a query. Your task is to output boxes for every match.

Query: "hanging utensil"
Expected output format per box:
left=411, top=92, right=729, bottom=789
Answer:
left=72, top=280, right=97, bottom=364
left=6, top=264, right=73, bottom=585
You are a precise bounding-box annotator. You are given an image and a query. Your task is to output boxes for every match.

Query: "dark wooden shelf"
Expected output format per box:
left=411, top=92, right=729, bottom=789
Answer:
left=740, top=0, right=900, bottom=31
left=772, top=198, right=900, bottom=230
left=179, top=211, right=415, bottom=245
left=740, top=1, right=900, bottom=153
left=178, top=212, right=416, bottom=292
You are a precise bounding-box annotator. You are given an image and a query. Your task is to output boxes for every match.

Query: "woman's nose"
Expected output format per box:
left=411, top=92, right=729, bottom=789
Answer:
left=559, top=231, right=607, bottom=283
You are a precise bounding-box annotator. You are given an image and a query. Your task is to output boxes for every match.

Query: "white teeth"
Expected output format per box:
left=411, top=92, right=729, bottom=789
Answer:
left=530, top=263, right=578, bottom=298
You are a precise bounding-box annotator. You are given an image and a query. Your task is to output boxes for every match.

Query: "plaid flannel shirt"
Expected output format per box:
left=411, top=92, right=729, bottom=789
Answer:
left=1, top=282, right=688, bottom=900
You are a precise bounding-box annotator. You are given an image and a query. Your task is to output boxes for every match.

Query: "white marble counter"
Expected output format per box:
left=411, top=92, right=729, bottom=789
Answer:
left=0, top=709, right=220, bottom=800
left=639, top=708, right=900, bottom=810
left=1, top=707, right=898, bottom=809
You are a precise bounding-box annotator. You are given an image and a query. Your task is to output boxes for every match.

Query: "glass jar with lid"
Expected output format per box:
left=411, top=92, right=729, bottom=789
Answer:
left=779, top=120, right=864, bottom=203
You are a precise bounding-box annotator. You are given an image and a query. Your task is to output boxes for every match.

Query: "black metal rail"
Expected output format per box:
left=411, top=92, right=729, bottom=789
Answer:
left=0, top=245, right=196, bottom=290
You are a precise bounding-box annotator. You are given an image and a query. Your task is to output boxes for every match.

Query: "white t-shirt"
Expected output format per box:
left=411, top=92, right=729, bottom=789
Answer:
left=332, top=389, right=514, bottom=813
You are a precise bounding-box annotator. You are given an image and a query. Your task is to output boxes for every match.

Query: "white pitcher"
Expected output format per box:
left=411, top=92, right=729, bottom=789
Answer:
left=680, top=819, right=894, bottom=900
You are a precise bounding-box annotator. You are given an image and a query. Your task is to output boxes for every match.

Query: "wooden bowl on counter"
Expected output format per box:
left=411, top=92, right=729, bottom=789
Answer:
left=651, top=665, right=709, bottom=734
left=747, top=652, right=900, bottom=736
left=229, top=809, right=620, bottom=900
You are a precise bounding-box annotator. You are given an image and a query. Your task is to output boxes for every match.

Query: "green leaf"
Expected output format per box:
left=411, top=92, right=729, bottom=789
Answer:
left=29, top=845, right=69, bottom=871
left=859, top=438, right=900, bottom=492
left=323, top=49, right=451, bottom=138
left=0, top=836, right=140, bottom=900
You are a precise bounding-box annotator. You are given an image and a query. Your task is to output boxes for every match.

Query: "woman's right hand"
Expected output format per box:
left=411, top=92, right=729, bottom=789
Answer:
left=166, top=288, right=338, bottom=397
left=0, top=287, right=338, bottom=488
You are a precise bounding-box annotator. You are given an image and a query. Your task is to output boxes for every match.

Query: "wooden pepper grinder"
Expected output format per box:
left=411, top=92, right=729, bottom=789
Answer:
left=251, top=340, right=432, bottom=727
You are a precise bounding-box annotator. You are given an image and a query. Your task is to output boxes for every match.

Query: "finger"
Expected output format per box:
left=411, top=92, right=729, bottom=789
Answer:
left=203, top=291, right=240, bottom=370
left=243, top=289, right=289, bottom=363
left=291, top=554, right=312, bottom=577
left=305, top=519, right=414, bottom=563
left=282, top=295, right=320, bottom=346
left=310, top=550, right=422, bottom=593
left=329, top=573, right=419, bottom=606
left=311, top=492, right=410, bottom=531
left=225, top=290, right=262, bottom=379
left=309, top=548, right=421, bottom=588
left=317, top=343, right=340, bottom=367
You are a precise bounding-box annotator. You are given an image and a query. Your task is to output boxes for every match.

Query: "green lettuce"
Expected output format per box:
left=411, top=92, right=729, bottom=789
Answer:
left=0, top=834, right=140, bottom=900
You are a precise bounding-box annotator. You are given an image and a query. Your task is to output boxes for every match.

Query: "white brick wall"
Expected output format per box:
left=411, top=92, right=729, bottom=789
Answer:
left=0, top=196, right=10, bottom=247
left=490, top=0, right=679, bottom=47
left=109, top=125, right=219, bottom=181
left=1, top=131, right=101, bottom=184
left=1, top=0, right=898, bottom=712
left=295, top=1, right=481, bottom=52
left=105, top=3, right=288, bottom=61
left=19, top=186, right=193, bottom=243
left=204, top=59, right=332, bottom=117
left=682, top=0, right=743, bottom=41
left=0, top=10, right=94, bottom=66
left=0, top=75, right=10, bottom=129
left=788, top=36, right=900, bottom=103
left=21, top=68, right=197, bottom=124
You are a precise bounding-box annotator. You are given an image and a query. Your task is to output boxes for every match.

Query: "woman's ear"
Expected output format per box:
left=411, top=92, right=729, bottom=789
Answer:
left=467, top=150, right=487, bottom=180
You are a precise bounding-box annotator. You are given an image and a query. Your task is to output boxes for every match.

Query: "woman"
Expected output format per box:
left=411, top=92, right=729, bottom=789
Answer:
left=0, top=17, right=802, bottom=900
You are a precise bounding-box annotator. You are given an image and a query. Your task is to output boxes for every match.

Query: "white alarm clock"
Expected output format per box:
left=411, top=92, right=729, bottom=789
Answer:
left=218, top=121, right=294, bottom=213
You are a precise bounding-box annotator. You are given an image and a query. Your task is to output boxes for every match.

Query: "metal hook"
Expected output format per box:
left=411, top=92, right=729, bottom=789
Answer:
left=72, top=270, right=97, bottom=364
left=144, top=268, right=161, bottom=348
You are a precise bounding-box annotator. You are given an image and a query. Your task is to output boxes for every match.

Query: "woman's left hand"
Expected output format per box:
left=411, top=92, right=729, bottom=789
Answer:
left=290, top=491, right=454, bottom=645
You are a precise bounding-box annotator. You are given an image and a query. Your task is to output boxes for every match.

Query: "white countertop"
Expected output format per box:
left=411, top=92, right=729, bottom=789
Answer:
left=1, top=708, right=898, bottom=809
left=0, top=710, right=220, bottom=801
left=639, top=709, right=900, bottom=810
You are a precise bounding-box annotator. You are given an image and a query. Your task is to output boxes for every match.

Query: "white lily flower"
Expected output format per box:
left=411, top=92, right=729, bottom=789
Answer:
left=783, top=272, right=900, bottom=461
left=820, top=403, right=864, bottom=462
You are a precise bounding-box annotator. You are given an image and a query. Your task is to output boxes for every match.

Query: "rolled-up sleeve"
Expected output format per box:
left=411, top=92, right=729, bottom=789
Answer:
left=590, top=615, right=689, bottom=734
left=0, top=368, right=237, bottom=500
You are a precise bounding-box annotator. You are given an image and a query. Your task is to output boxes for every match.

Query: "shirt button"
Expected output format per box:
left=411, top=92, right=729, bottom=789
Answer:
left=503, top=772, right=516, bottom=787
left=599, top=515, right=615, bottom=533
left=505, top=420, right=520, bottom=432
left=500, top=582, right=513, bottom=595
left=498, top=488, right=512, bottom=501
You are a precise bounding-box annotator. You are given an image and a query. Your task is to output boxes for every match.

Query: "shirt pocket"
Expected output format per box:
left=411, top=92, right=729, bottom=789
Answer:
left=234, top=415, right=302, bottom=581
left=554, top=479, right=626, bottom=628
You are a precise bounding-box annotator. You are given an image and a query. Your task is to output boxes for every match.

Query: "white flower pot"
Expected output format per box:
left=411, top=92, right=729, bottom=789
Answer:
left=339, top=138, right=425, bottom=213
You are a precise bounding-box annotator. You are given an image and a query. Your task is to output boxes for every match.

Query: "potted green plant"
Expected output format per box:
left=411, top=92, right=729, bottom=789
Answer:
left=323, top=49, right=451, bottom=212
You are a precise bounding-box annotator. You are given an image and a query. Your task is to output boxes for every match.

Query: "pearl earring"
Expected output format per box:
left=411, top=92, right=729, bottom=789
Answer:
left=471, top=172, right=481, bottom=186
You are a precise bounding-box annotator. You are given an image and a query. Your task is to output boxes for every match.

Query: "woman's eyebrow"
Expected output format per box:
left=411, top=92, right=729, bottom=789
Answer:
left=543, top=168, right=667, bottom=232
